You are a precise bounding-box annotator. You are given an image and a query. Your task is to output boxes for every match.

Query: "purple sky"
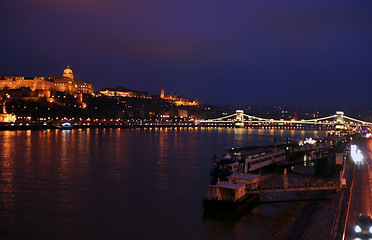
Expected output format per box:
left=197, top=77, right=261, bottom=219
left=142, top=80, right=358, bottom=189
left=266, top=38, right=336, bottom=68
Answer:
left=1, top=0, right=372, bottom=107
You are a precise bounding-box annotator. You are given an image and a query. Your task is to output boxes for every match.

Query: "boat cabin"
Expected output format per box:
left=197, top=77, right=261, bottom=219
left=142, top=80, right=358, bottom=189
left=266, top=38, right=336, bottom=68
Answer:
left=210, top=154, right=242, bottom=178
left=206, top=181, right=246, bottom=202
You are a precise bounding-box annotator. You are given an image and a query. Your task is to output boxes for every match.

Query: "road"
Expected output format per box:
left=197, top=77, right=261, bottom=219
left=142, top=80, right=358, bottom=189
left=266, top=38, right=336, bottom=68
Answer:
left=345, top=139, right=372, bottom=240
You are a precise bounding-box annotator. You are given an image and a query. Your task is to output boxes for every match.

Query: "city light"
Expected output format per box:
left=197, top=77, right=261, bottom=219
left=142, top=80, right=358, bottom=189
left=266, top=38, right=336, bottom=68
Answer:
left=304, top=138, right=317, bottom=145
left=351, top=144, right=363, bottom=164
left=61, top=122, right=72, bottom=128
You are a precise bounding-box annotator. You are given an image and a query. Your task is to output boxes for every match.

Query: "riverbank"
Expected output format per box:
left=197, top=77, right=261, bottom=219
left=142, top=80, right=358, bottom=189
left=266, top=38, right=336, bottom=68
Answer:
left=260, top=164, right=353, bottom=240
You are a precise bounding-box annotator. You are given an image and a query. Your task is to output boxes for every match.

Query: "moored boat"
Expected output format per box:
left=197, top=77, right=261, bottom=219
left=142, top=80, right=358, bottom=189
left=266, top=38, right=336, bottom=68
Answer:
left=209, top=154, right=242, bottom=178
left=203, top=173, right=261, bottom=210
left=209, top=148, right=286, bottom=178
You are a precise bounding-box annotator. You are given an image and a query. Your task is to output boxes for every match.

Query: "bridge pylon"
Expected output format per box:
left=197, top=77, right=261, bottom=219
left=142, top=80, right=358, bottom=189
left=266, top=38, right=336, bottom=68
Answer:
left=236, top=110, right=244, bottom=121
left=335, top=111, right=344, bottom=130
left=235, top=110, right=244, bottom=127
left=336, top=111, right=344, bottom=123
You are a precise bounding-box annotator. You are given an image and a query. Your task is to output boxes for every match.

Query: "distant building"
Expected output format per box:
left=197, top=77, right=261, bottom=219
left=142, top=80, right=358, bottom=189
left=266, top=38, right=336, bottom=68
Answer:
left=0, top=102, right=16, bottom=123
left=0, top=113, right=16, bottom=123
left=160, top=85, right=199, bottom=107
left=99, top=87, right=151, bottom=99
left=0, top=66, right=94, bottom=95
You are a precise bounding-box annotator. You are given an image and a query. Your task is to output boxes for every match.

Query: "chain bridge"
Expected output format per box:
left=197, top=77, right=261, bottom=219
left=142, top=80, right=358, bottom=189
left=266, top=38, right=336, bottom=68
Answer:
left=199, top=110, right=372, bottom=129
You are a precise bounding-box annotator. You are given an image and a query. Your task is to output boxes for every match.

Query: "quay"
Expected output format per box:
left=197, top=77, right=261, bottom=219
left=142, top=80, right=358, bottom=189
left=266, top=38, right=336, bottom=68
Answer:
left=203, top=132, right=371, bottom=240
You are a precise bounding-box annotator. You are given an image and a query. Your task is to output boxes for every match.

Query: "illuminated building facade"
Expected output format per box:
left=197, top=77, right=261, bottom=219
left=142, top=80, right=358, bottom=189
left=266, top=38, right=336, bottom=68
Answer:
left=99, top=87, right=151, bottom=98
left=0, top=102, right=16, bottom=123
left=160, top=85, right=199, bottom=107
left=0, top=113, right=16, bottom=123
left=0, top=66, right=94, bottom=95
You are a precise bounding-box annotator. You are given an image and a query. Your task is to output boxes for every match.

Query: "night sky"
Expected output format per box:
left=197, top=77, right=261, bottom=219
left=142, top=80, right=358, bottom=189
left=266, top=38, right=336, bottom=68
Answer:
left=1, top=0, right=372, bottom=107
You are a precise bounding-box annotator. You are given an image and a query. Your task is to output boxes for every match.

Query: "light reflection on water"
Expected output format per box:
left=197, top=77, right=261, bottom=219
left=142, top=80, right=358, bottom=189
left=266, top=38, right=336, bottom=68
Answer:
left=0, top=128, right=326, bottom=239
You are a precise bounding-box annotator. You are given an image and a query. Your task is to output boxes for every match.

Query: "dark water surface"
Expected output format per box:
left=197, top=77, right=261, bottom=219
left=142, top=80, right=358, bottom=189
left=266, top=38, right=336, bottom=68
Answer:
left=0, top=128, right=326, bottom=239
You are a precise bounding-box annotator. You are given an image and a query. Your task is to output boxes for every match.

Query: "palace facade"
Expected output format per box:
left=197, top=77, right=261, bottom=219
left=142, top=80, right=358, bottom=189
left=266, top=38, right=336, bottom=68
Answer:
left=0, top=66, right=94, bottom=96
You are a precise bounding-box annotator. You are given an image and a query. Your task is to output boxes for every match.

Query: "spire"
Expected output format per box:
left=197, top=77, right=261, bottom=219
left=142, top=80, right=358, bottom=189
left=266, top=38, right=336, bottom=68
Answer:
left=160, top=83, right=165, bottom=98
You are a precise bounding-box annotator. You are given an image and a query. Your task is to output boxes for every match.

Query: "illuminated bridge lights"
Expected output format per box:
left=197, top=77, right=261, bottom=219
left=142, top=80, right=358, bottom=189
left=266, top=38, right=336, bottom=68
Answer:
left=199, top=110, right=372, bottom=129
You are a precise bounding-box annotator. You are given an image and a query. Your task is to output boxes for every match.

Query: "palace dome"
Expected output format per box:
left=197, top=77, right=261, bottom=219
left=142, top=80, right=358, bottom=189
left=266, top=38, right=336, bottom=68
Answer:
left=62, top=66, right=74, bottom=80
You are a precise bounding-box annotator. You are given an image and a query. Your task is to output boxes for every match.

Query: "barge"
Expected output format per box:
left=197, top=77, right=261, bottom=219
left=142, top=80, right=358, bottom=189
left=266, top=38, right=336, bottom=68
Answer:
left=203, top=173, right=261, bottom=210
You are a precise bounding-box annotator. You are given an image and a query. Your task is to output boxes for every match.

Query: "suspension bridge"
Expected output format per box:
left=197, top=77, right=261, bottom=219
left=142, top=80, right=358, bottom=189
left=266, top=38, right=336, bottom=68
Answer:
left=198, top=110, right=372, bottom=129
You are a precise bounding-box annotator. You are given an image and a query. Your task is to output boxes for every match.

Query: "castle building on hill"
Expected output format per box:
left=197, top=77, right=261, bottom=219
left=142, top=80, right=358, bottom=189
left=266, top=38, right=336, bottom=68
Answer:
left=160, top=84, right=199, bottom=107
left=99, top=87, right=151, bottom=98
left=0, top=66, right=94, bottom=95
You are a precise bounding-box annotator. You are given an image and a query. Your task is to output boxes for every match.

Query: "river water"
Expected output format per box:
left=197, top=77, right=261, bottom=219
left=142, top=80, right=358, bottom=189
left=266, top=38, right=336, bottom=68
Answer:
left=0, top=128, right=326, bottom=240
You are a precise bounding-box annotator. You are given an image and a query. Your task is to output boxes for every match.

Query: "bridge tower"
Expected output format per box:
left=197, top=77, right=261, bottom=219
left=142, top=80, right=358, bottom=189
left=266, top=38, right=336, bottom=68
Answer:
left=235, top=110, right=244, bottom=127
left=336, top=111, right=344, bottom=123
left=335, top=111, right=344, bottom=130
left=236, top=110, right=244, bottom=121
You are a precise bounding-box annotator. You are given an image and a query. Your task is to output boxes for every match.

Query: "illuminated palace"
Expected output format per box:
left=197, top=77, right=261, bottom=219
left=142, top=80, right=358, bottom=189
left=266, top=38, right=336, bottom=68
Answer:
left=160, top=84, right=199, bottom=107
left=99, top=87, right=151, bottom=98
left=0, top=66, right=94, bottom=96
